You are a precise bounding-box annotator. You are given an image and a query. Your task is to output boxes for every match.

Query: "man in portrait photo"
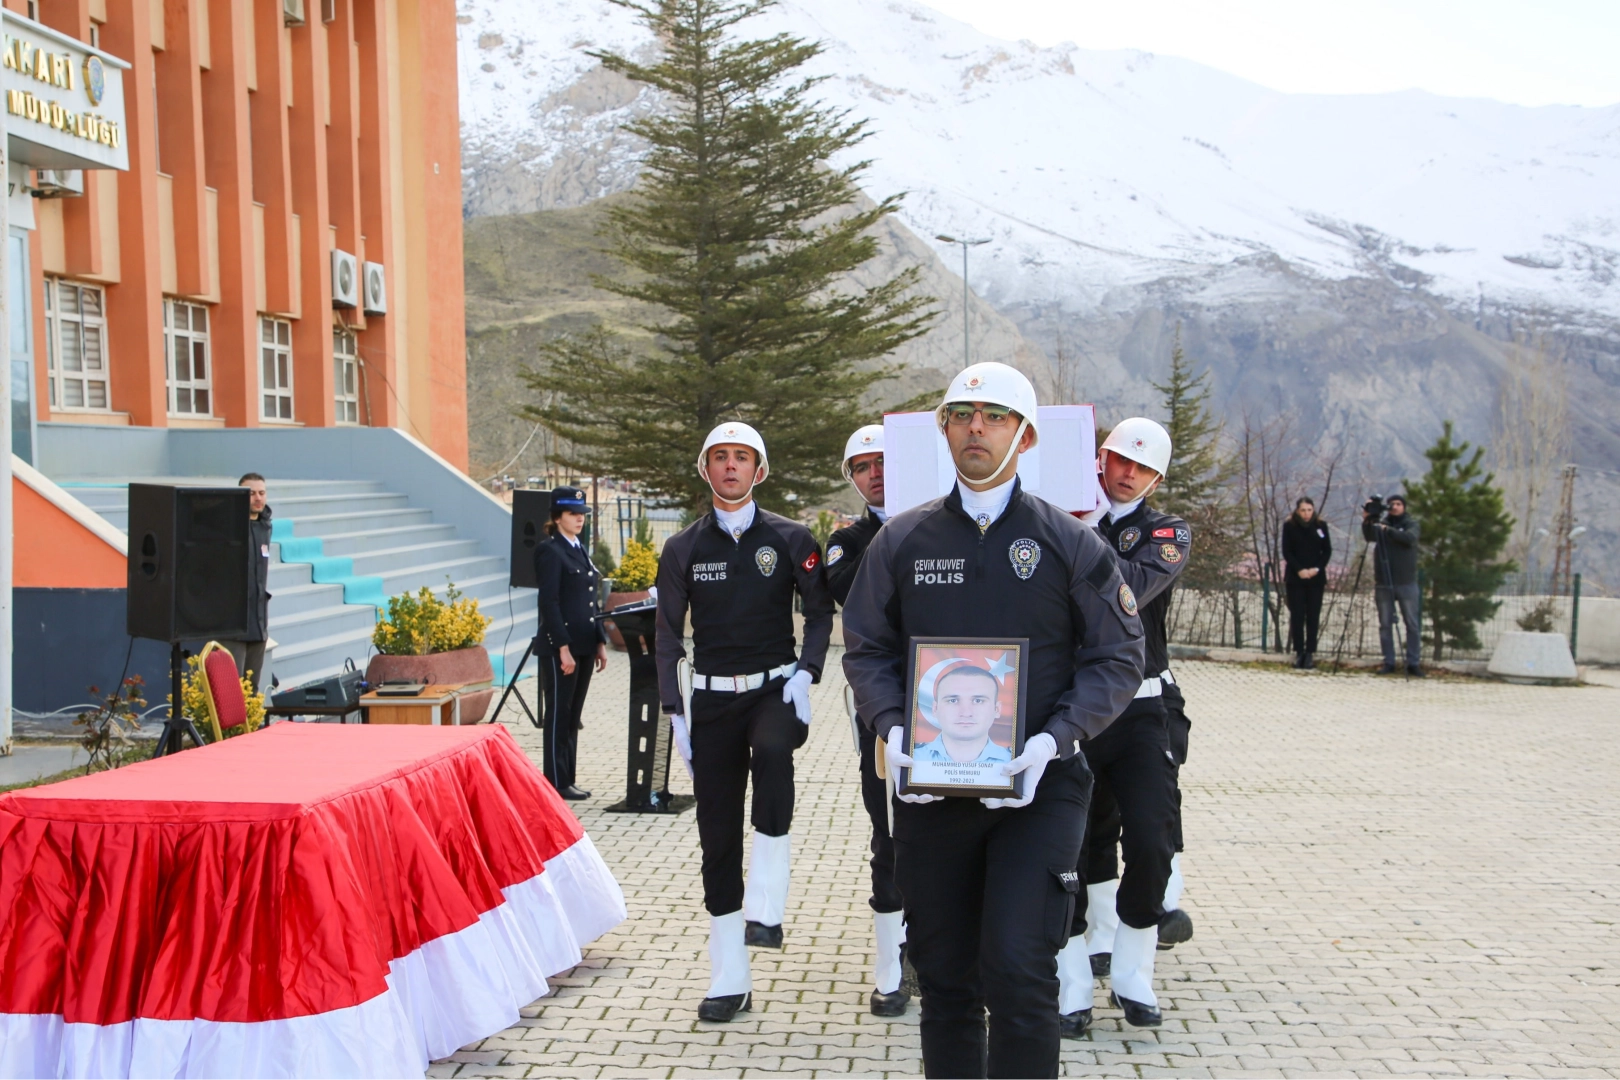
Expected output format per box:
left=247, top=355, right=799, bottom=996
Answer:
left=914, top=665, right=1014, bottom=765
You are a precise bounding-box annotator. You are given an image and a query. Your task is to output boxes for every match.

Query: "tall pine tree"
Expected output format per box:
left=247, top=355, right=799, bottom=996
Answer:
left=1150, top=326, right=1245, bottom=590
left=520, top=0, right=932, bottom=514
left=1405, top=421, right=1516, bottom=658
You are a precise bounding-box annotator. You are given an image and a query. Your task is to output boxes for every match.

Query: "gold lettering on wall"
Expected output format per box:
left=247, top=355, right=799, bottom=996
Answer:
left=5, top=86, right=120, bottom=149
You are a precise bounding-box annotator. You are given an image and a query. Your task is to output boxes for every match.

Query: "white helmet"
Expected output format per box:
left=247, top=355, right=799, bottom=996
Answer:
left=841, top=424, right=884, bottom=482
left=1100, top=417, right=1172, bottom=477
left=697, top=421, right=769, bottom=506
left=936, top=361, right=1040, bottom=484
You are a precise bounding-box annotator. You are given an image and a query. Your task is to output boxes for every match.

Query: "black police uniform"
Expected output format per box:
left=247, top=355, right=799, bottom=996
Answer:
left=843, top=480, right=1144, bottom=1079
left=655, top=507, right=834, bottom=919
left=534, top=526, right=608, bottom=794
left=1071, top=504, right=1191, bottom=940
left=825, top=507, right=903, bottom=917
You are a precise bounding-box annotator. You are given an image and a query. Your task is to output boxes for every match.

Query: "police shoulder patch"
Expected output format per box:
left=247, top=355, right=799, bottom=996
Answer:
left=1009, top=538, right=1041, bottom=580
left=1175, top=526, right=1191, bottom=544
left=826, top=544, right=844, bottom=565
left=802, top=549, right=819, bottom=572
left=1152, top=527, right=1175, bottom=539
left=1119, top=582, right=1139, bottom=617
left=1159, top=543, right=1183, bottom=564
left=755, top=545, right=779, bottom=577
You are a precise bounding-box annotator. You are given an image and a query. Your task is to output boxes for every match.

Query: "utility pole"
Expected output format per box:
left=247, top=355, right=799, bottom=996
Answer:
left=1551, top=463, right=1578, bottom=597
left=935, top=234, right=991, bottom=368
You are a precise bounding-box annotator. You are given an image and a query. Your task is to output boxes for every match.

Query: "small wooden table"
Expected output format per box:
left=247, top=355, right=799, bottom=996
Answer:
left=360, top=683, right=470, bottom=726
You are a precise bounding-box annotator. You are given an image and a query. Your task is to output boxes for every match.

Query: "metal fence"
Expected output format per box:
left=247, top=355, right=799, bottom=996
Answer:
left=1168, top=570, right=1584, bottom=663
left=608, top=496, right=685, bottom=558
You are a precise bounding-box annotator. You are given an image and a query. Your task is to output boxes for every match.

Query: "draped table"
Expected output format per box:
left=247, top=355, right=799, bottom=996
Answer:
left=0, top=724, right=626, bottom=1079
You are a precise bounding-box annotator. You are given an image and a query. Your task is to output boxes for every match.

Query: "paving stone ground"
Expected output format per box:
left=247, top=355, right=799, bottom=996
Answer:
left=437, top=654, right=1620, bottom=1078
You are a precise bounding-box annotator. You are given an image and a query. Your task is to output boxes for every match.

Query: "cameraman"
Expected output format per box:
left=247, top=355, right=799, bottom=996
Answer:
left=1361, top=495, right=1422, bottom=676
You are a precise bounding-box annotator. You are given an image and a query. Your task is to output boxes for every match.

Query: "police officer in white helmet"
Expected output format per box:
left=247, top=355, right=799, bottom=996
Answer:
left=824, top=424, right=918, bottom=1016
left=843, top=363, right=1145, bottom=1077
left=1056, top=417, right=1193, bottom=1036
left=654, top=422, right=835, bottom=1022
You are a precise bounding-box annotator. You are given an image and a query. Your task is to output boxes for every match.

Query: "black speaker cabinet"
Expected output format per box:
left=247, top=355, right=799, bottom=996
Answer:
left=126, top=484, right=252, bottom=643
left=509, top=489, right=552, bottom=589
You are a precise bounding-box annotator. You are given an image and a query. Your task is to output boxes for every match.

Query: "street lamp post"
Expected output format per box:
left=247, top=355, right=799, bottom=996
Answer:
left=935, top=234, right=991, bottom=368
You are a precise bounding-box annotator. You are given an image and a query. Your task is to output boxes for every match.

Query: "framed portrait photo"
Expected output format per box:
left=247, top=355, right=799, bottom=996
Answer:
left=899, top=637, right=1030, bottom=799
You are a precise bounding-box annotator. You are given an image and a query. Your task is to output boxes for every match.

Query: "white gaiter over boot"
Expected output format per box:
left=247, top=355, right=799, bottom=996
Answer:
left=873, top=911, right=906, bottom=995
left=708, top=911, right=752, bottom=997
left=1109, top=924, right=1159, bottom=1008
left=1056, top=936, right=1096, bottom=1014
left=742, top=831, right=792, bottom=926
left=1162, top=853, right=1185, bottom=910
left=1085, top=880, right=1119, bottom=956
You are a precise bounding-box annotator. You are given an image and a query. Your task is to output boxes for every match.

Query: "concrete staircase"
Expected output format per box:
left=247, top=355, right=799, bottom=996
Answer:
left=59, top=477, right=536, bottom=690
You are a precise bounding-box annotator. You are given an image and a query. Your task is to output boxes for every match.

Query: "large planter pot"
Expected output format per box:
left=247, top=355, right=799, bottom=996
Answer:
left=365, top=647, right=496, bottom=723
left=604, top=590, right=651, bottom=651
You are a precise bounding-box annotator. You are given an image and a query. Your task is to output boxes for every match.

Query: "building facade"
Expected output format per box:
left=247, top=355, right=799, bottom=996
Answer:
left=8, top=0, right=467, bottom=466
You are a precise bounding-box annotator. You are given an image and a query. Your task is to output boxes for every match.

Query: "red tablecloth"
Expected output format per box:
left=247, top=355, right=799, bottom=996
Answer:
left=0, top=724, right=625, bottom=1079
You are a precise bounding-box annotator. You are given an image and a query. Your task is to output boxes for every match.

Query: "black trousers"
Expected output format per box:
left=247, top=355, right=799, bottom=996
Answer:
left=1286, top=574, right=1327, bottom=656
left=1163, top=682, right=1190, bottom=856
left=689, top=679, right=807, bottom=917
left=859, top=729, right=904, bottom=913
left=1071, top=705, right=1178, bottom=934
left=893, top=754, right=1092, bottom=1080
left=539, top=648, right=594, bottom=790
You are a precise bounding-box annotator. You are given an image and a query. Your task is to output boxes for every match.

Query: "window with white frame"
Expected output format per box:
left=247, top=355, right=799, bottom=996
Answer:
left=44, top=279, right=110, bottom=411
left=259, top=316, right=294, bottom=421
left=333, top=328, right=359, bottom=423
left=164, top=299, right=211, bottom=416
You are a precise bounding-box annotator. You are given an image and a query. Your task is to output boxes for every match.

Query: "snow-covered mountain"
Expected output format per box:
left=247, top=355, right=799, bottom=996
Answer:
left=457, top=0, right=1620, bottom=588
left=458, top=0, right=1619, bottom=323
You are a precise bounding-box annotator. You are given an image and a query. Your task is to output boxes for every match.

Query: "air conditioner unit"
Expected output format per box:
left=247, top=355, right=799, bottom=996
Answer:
left=32, top=169, right=84, bottom=197
left=283, top=0, right=305, bottom=27
left=362, top=261, right=387, bottom=315
left=331, top=249, right=360, bottom=309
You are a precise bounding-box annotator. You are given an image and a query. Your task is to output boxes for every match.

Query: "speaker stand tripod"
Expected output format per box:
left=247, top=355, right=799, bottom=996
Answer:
left=487, top=640, right=541, bottom=728
left=153, top=642, right=210, bottom=757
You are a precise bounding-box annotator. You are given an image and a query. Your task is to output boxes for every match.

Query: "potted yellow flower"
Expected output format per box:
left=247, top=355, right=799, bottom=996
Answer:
left=367, top=581, right=497, bottom=721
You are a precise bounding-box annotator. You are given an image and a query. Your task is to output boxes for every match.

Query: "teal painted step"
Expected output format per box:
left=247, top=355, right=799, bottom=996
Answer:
left=271, top=518, right=387, bottom=608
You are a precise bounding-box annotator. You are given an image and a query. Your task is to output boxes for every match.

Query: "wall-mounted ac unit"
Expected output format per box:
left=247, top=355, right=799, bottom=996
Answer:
left=32, top=169, right=84, bottom=198
left=362, top=261, right=387, bottom=315
left=283, top=0, right=306, bottom=27
left=331, top=249, right=360, bottom=309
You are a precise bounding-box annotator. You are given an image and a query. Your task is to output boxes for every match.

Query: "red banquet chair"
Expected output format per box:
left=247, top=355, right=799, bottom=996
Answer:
left=195, top=641, right=249, bottom=743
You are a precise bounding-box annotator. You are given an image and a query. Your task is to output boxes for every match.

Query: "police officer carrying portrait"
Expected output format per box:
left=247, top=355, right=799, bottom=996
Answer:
left=1057, top=418, right=1191, bottom=1035
left=654, top=422, right=835, bottom=1022
left=533, top=485, right=609, bottom=800
left=843, top=362, right=1145, bottom=1078
left=825, top=423, right=916, bottom=1017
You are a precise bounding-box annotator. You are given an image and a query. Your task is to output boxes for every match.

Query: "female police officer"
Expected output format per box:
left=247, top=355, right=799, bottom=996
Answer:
left=533, top=485, right=609, bottom=800
left=843, top=363, right=1144, bottom=1078
left=654, top=422, right=834, bottom=1022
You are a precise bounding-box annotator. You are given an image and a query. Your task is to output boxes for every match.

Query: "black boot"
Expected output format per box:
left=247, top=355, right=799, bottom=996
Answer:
left=869, top=987, right=910, bottom=1017
left=1089, top=952, right=1111, bottom=977
left=1059, top=1008, right=1093, bottom=1039
left=697, top=992, right=751, bottom=1022
left=744, top=920, right=784, bottom=949
left=1303, top=652, right=1316, bottom=670
left=1157, top=908, right=1193, bottom=950
left=1110, top=991, right=1162, bottom=1027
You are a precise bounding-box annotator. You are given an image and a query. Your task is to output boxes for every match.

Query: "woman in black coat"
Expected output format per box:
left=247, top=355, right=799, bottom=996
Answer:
left=534, top=485, right=609, bottom=799
left=1281, top=497, right=1332, bottom=668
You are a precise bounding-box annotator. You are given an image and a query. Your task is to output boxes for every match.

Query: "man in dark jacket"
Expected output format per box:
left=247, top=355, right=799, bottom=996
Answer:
left=221, top=472, right=273, bottom=691
left=844, top=362, right=1144, bottom=1079
left=1362, top=494, right=1422, bottom=675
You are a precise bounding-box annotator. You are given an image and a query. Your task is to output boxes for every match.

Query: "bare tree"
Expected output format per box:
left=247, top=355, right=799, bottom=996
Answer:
left=1493, top=333, right=1569, bottom=578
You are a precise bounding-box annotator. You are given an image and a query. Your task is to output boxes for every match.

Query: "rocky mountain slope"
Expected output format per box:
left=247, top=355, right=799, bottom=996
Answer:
left=457, top=0, right=1620, bottom=589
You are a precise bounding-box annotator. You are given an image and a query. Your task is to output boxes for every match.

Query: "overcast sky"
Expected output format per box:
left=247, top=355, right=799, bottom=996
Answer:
left=924, top=0, right=1620, bottom=108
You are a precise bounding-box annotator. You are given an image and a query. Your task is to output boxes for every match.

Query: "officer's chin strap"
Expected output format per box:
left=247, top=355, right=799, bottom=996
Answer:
left=702, top=462, right=768, bottom=507
left=954, top=416, right=1031, bottom=489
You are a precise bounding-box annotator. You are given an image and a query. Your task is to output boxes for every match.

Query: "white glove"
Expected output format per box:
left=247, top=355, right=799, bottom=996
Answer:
left=982, top=731, right=1059, bottom=809
left=1076, top=472, right=1109, bottom=528
left=670, top=714, right=694, bottom=780
left=782, top=669, right=813, bottom=725
left=887, top=727, right=940, bottom=804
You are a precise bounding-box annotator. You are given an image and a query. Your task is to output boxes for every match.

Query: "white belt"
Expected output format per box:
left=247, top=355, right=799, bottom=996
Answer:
left=693, top=662, right=797, bottom=694
left=1134, top=669, right=1176, bottom=699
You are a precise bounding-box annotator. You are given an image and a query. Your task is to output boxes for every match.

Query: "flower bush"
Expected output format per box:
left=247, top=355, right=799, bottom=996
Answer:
left=613, top=539, right=659, bottom=592
left=373, top=581, right=492, bottom=655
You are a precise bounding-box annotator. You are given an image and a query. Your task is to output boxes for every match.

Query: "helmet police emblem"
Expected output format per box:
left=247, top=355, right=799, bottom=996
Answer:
left=1118, top=526, right=1141, bottom=553
left=1119, top=583, right=1139, bottom=617
left=1009, top=539, right=1041, bottom=581
left=827, top=544, right=845, bottom=565
left=755, top=546, right=779, bottom=577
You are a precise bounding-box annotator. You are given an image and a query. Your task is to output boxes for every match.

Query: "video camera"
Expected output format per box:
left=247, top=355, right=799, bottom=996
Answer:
left=1362, top=494, right=1387, bottom=520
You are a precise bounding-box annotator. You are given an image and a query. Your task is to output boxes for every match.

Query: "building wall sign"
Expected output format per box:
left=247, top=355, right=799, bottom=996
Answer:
left=2, top=12, right=128, bottom=172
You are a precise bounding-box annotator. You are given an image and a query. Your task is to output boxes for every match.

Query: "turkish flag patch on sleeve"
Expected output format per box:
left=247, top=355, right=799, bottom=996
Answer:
left=802, top=550, right=820, bottom=572
left=1152, top=528, right=1176, bottom=539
